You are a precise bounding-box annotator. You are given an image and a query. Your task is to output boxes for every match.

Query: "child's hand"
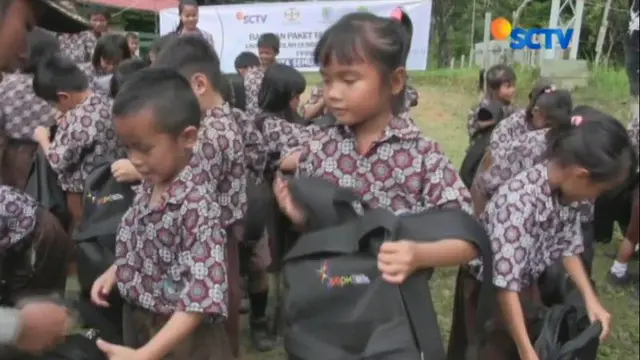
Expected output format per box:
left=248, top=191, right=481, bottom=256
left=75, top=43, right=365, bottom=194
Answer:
left=91, top=265, right=117, bottom=307
left=377, top=240, right=419, bottom=284
left=33, top=126, right=50, bottom=143
left=111, top=159, right=141, bottom=183
left=585, top=298, right=611, bottom=341
left=97, top=339, right=143, bottom=360
left=273, top=176, right=306, bottom=226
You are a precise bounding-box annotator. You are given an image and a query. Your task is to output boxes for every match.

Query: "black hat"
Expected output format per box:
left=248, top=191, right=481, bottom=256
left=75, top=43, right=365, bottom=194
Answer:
left=36, top=0, right=90, bottom=33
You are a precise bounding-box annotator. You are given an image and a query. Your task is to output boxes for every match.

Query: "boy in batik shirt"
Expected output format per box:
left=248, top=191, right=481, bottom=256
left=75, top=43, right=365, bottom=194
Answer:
left=32, top=54, right=125, bottom=229
left=244, top=33, right=279, bottom=117
left=58, top=9, right=109, bottom=62
left=91, top=68, right=233, bottom=360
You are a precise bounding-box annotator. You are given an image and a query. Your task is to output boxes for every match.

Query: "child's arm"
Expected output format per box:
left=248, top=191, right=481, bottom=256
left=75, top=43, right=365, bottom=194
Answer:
left=563, top=254, right=611, bottom=340
left=35, top=117, right=92, bottom=173
left=303, top=99, right=325, bottom=120
left=497, top=290, right=539, bottom=360
left=138, top=312, right=203, bottom=360
left=111, top=159, right=142, bottom=183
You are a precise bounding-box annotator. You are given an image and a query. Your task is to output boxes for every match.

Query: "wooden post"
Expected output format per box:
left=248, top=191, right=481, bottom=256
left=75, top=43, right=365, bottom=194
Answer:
left=450, top=57, right=455, bottom=68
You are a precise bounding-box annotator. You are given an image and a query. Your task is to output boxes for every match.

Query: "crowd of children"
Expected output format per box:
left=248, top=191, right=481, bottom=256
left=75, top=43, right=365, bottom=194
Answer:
left=0, top=0, right=638, bottom=359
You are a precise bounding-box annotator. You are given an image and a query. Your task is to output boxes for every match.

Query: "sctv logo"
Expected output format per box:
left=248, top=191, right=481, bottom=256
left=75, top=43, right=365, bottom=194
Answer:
left=236, top=11, right=267, bottom=24
left=491, top=17, right=573, bottom=50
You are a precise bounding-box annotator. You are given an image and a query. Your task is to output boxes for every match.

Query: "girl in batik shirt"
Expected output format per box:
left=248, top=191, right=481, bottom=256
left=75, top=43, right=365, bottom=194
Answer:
left=276, top=13, right=479, bottom=284
left=467, top=64, right=516, bottom=142
left=58, top=9, right=109, bottom=63
left=448, top=114, right=634, bottom=360
left=0, top=28, right=59, bottom=190
left=174, top=0, right=214, bottom=47
left=77, top=34, right=131, bottom=93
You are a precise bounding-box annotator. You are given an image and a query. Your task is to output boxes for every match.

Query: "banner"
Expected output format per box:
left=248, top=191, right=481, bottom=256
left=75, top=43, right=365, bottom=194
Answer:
left=159, top=0, right=432, bottom=73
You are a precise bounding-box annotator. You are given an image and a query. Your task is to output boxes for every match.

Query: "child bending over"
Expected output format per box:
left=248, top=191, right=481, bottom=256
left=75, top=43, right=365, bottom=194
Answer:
left=91, top=68, right=233, bottom=360
left=448, top=113, right=633, bottom=360
left=276, top=13, right=479, bottom=285
left=244, top=33, right=279, bottom=117
left=32, top=54, right=125, bottom=229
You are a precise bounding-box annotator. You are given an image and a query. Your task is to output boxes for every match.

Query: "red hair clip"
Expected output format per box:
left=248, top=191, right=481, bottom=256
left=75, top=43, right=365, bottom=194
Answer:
left=391, top=7, right=403, bottom=21
left=571, top=115, right=584, bottom=126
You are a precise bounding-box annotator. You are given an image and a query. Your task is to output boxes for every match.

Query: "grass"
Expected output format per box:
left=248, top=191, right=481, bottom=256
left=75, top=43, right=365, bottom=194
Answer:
left=239, top=67, right=640, bottom=359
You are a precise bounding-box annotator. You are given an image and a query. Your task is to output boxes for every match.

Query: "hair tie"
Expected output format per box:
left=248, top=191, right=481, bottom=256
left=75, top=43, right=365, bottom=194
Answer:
left=391, top=8, right=403, bottom=21
left=544, top=85, right=556, bottom=93
left=571, top=115, right=584, bottom=126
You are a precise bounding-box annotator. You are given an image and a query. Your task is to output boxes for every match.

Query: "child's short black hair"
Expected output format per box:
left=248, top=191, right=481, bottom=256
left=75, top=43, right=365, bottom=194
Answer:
left=109, top=58, right=148, bottom=98
left=92, top=33, right=131, bottom=69
left=152, top=34, right=223, bottom=91
left=234, top=51, right=260, bottom=71
left=258, top=63, right=305, bottom=118
left=112, top=67, right=201, bottom=135
left=535, top=88, right=573, bottom=128
left=125, top=32, right=139, bottom=40
left=546, top=106, right=635, bottom=183
left=226, top=73, right=246, bottom=110
left=149, top=33, right=177, bottom=58
left=87, top=7, right=110, bottom=21
left=525, top=79, right=556, bottom=122
left=23, top=27, right=60, bottom=73
left=479, top=64, right=516, bottom=91
left=314, top=12, right=408, bottom=113
left=33, top=54, right=89, bottom=102
left=257, top=33, right=280, bottom=54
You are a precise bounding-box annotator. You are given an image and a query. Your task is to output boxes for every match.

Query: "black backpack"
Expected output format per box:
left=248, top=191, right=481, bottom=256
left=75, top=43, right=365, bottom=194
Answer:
left=534, top=304, right=602, bottom=360
left=24, top=144, right=71, bottom=230
left=459, top=102, right=505, bottom=188
left=282, top=177, right=494, bottom=360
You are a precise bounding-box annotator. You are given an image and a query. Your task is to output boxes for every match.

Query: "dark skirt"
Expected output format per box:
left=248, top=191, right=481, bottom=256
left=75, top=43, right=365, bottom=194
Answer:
left=66, top=191, right=84, bottom=233
left=248, top=235, right=271, bottom=293
left=0, top=140, right=37, bottom=190
left=447, top=268, right=544, bottom=360
left=225, top=223, right=243, bottom=358
left=626, top=186, right=639, bottom=243
left=0, top=208, right=72, bottom=305
left=122, top=304, right=234, bottom=360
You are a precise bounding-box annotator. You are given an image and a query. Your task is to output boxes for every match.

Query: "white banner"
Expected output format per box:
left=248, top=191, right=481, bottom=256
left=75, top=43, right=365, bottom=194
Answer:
left=159, top=0, right=431, bottom=73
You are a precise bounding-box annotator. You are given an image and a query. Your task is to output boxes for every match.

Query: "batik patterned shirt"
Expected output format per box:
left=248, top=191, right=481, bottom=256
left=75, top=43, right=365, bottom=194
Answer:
left=198, top=103, right=247, bottom=227
left=58, top=31, right=97, bottom=63
left=403, top=84, right=419, bottom=112
left=488, top=109, right=531, bottom=152
left=231, top=108, right=267, bottom=182
left=475, top=129, right=548, bottom=199
left=0, top=73, right=56, bottom=140
left=257, top=113, right=317, bottom=171
left=296, top=115, right=472, bottom=214
left=467, top=96, right=516, bottom=140
left=243, top=67, right=265, bottom=118
left=471, top=163, right=584, bottom=292
left=0, top=186, right=38, bottom=253
left=77, top=62, right=108, bottom=93
left=46, top=94, right=124, bottom=192
left=115, top=154, right=228, bottom=318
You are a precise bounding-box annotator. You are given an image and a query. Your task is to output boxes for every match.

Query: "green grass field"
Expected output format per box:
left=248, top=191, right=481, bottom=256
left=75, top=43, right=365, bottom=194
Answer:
left=239, top=67, right=640, bottom=359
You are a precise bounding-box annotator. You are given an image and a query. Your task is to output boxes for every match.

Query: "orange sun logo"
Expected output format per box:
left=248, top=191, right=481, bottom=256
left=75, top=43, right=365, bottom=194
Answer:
left=235, top=11, right=244, bottom=21
left=491, top=17, right=512, bottom=40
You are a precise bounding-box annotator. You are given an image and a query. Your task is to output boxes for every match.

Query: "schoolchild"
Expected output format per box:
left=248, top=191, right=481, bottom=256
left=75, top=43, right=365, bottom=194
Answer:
left=389, top=7, right=419, bottom=114
left=58, top=8, right=109, bottom=63
left=299, top=84, right=326, bottom=120
left=487, top=77, right=555, bottom=153
left=275, top=13, right=479, bottom=286
left=0, top=185, right=73, bottom=303
left=607, top=114, right=639, bottom=292
left=108, top=58, right=148, bottom=99
left=153, top=34, right=263, bottom=357
left=448, top=113, right=634, bottom=360
left=91, top=68, right=233, bottom=360
left=125, top=32, right=140, bottom=58
left=32, top=54, right=126, bottom=230
left=0, top=28, right=59, bottom=189
left=234, top=51, right=260, bottom=76
left=147, top=33, right=178, bottom=64
left=471, top=88, right=573, bottom=214
left=244, top=33, right=279, bottom=117
left=77, top=33, right=132, bottom=93
left=174, top=0, right=215, bottom=47
left=467, top=64, right=516, bottom=142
